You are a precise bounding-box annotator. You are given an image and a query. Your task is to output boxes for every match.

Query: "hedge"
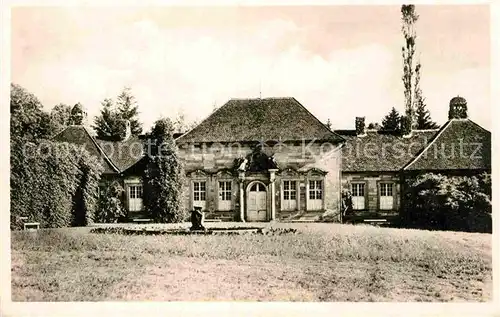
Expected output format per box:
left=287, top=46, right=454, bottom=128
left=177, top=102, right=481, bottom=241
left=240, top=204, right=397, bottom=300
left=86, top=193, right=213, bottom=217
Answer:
left=142, top=118, right=186, bottom=223
left=10, top=140, right=104, bottom=229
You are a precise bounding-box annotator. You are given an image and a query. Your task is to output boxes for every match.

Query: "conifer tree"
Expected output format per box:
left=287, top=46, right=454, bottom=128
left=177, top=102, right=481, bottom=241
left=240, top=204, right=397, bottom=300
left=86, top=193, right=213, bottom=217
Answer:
left=142, top=118, right=186, bottom=223
left=93, top=98, right=119, bottom=140
left=414, top=62, right=439, bottom=129
left=381, top=107, right=402, bottom=131
left=93, top=87, right=143, bottom=139
left=116, top=87, right=143, bottom=135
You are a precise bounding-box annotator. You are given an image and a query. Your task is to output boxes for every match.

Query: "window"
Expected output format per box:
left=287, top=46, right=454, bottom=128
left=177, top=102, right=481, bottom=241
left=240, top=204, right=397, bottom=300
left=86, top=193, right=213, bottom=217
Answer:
left=380, top=183, right=393, bottom=197
left=219, top=181, right=232, bottom=201
left=250, top=183, right=266, bottom=192
left=283, top=181, right=297, bottom=200
left=282, top=180, right=298, bottom=211
left=218, top=180, right=232, bottom=211
left=351, top=183, right=365, bottom=210
left=379, top=183, right=394, bottom=210
left=308, top=180, right=323, bottom=200
left=351, top=183, right=364, bottom=197
left=129, top=185, right=143, bottom=199
left=193, top=181, right=206, bottom=201
left=128, top=185, right=143, bottom=212
left=307, top=180, right=323, bottom=210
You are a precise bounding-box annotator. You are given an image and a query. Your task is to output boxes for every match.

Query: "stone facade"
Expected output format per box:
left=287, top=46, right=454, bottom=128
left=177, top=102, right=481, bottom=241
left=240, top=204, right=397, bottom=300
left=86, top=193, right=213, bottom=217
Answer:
left=341, top=172, right=400, bottom=219
left=178, top=141, right=342, bottom=222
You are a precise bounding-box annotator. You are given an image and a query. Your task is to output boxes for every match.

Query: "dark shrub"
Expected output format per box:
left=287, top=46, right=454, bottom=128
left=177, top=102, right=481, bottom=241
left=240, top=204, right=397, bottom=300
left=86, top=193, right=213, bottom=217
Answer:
left=402, top=172, right=492, bottom=233
left=95, top=181, right=126, bottom=223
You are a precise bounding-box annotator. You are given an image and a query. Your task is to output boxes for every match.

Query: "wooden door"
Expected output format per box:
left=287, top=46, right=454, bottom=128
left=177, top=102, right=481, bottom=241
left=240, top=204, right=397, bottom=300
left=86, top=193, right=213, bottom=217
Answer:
left=247, top=183, right=267, bottom=221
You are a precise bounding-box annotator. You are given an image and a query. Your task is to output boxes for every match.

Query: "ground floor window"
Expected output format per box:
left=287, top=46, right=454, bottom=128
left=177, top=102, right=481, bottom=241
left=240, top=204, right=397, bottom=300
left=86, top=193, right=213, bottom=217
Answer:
left=307, top=180, right=323, bottom=210
left=309, top=180, right=323, bottom=199
left=128, top=185, right=143, bottom=212
left=351, top=183, right=365, bottom=210
left=218, top=181, right=232, bottom=211
left=282, top=180, right=297, bottom=211
left=379, top=182, right=394, bottom=210
left=129, top=185, right=143, bottom=199
left=193, top=181, right=207, bottom=210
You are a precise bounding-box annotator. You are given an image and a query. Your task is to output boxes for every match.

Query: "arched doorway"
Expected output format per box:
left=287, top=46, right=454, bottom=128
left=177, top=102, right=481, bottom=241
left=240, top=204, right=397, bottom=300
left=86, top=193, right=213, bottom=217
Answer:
left=246, top=181, right=268, bottom=221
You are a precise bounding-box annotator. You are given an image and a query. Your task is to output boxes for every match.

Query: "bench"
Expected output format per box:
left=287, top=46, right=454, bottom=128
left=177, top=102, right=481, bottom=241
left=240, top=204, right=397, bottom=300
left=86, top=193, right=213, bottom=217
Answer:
left=364, top=219, right=387, bottom=223
left=289, top=219, right=316, bottom=223
left=363, top=219, right=388, bottom=226
left=24, top=222, right=40, bottom=230
left=132, top=218, right=152, bottom=224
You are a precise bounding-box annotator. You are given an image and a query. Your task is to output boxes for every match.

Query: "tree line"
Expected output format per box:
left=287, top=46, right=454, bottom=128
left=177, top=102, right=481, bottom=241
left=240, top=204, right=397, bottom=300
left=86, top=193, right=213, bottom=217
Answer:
left=10, top=84, right=103, bottom=229
left=44, top=87, right=195, bottom=141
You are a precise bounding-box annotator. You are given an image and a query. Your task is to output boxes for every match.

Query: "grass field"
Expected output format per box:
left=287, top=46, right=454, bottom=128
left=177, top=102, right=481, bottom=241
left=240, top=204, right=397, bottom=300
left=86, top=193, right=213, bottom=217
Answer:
left=11, top=222, right=492, bottom=301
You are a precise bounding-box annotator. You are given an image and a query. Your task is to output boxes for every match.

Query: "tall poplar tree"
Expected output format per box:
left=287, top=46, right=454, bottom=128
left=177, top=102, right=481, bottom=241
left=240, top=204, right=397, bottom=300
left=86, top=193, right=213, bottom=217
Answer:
left=401, top=4, right=419, bottom=128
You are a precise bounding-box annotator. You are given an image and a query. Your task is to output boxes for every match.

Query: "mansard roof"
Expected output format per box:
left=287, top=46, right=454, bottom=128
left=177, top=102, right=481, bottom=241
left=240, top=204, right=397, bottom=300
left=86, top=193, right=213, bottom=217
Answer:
left=176, top=97, right=344, bottom=144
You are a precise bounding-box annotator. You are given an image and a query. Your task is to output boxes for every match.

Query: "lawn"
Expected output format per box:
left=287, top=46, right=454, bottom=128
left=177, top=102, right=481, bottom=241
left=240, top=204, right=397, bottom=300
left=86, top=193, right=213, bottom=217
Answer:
left=11, top=222, right=492, bottom=301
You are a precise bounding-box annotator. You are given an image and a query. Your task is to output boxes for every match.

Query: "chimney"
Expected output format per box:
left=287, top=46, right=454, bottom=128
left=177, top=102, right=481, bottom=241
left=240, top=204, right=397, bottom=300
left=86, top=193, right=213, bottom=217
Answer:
left=116, top=119, right=132, bottom=141
left=355, top=117, right=366, bottom=137
left=448, top=96, right=468, bottom=119
left=401, top=115, right=412, bottom=138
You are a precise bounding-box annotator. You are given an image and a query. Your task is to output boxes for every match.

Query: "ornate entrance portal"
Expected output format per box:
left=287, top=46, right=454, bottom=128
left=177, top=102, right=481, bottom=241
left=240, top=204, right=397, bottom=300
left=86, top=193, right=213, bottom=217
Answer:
left=236, top=144, right=279, bottom=222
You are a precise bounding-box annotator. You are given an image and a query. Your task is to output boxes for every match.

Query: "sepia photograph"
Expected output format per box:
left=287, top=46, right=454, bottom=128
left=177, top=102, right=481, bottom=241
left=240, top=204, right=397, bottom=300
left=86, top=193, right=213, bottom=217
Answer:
left=5, top=2, right=494, bottom=310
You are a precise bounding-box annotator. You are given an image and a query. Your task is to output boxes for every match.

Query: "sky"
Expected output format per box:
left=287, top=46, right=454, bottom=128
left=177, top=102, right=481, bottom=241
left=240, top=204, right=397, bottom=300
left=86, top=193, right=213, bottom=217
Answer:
left=11, top=5, right=490, bottom=132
